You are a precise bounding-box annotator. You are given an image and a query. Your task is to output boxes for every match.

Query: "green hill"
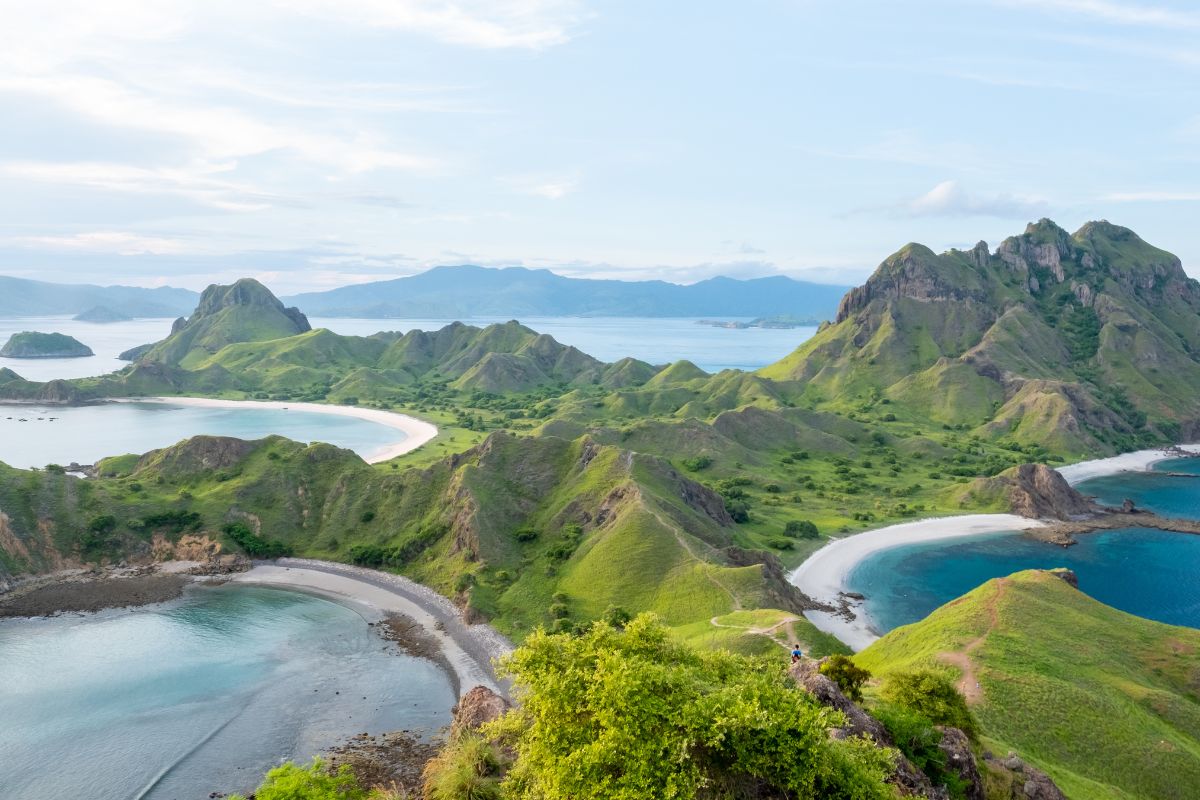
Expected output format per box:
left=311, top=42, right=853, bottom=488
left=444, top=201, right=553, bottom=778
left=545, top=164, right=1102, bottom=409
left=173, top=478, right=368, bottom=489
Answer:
left=856, top=569, right=1200, bottom=800
left=761, top=220, right=1200, bottom=458
left=0, top=331, right=93, bottom=358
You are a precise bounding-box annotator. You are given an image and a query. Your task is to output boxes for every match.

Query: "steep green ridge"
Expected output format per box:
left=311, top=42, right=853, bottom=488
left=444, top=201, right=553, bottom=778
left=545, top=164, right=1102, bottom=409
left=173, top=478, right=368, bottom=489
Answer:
left=0, top=432, right=814, bottom=640
left=856, top=570, right=1200, bottom=800
left=762, top=220, right=1200, bottom=457
left=0, top=331, right=93, bottom=358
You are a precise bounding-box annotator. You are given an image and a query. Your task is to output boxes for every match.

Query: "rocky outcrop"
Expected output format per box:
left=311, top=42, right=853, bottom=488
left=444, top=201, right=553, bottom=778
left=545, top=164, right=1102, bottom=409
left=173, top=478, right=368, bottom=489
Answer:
left=450, top=685, right=509, bottom=738
left=976, top=463, right=1096, bottom=520
left=937, top=726, right=984, bottom=800
left=982, top=752, right=1067, bottom=800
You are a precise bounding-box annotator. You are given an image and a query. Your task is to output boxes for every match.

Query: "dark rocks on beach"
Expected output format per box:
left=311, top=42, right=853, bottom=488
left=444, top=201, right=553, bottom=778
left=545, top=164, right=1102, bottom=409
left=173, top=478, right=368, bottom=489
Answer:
left=0, top=573, right=188, bottom=617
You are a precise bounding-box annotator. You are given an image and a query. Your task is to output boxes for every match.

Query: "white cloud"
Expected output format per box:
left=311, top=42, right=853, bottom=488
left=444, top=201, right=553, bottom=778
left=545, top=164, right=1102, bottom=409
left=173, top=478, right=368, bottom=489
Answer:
left=503, top=173, right=580, bottom=199
left=896, top=181, right=1048, bottom=219
left=12, top=231, right=191, bottom=255
left=999, top=0, right=1200, bottom=28
left=1102, top=190, right=1200, bottom=202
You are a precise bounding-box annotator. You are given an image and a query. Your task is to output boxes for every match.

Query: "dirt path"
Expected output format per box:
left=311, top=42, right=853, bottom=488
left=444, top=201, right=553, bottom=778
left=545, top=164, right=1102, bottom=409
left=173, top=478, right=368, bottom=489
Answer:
left=708, top=614, right=816, bottom=653
left=645, top=500, right=743, bottom=611
left=938, top=578, right=1008, bottom=705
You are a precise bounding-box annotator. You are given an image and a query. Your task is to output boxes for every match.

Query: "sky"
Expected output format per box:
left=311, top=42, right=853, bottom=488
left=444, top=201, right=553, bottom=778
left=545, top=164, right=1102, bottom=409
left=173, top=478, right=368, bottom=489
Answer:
left=1, top=0, right=1199, bottom=294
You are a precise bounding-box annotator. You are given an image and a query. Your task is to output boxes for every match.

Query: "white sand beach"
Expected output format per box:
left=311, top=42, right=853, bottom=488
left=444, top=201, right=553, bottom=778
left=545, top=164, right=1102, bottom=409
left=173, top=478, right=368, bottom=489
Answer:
left=119, top=397, right=438, bottom=463
left=789, top=514, right=1045, bottom=651
left=1055, top=443, right=1200, bottom=486
left=230, top=559, right=512, bottom=698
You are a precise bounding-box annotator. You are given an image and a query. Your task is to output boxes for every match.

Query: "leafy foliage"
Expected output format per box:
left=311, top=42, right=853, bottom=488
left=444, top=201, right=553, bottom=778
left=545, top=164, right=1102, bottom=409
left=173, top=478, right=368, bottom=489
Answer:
left=223, top=522, right=292, bottom=558
left=229, top=758, right=364, bottom=800
left=820, top=654, right=871, bottom=702
left=486, top=614, right=896, bottom=800
left=873, top=704, right=970, bottom=799
left=879, top=671, right=976, bottom=738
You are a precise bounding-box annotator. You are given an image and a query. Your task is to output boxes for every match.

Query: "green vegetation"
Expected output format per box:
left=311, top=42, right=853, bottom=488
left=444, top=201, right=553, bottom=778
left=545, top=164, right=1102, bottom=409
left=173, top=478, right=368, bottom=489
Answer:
left=857, top=570, right=1200, bottom=800
left=470, top=614, right=896, bottom=799
left=820, top=654, right=871, bottom=702
left=0, top=331, right=93, bottom=358
left=229, top=758, right=377, bottom=800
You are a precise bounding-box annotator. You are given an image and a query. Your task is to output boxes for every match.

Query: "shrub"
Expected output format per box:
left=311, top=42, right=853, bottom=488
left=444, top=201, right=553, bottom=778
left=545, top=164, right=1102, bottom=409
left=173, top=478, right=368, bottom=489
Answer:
left=880, top=670, right=976, bottom=737
left=819, top=654, right=871, bottom=702
left=873, top=704, right=970, bottom=799
left=514, top=526, right=539, bottom=542
left=223, top=522, right=292, bottom=559
left=769, top=536, right=795, bottom=550
left=785, top=520, right=819, bottom=539
left=360, top=510, right=375, bottom=523
left=486, top=614, right=894, bottom=800
left=764, top=483, right=782, bottom=493
left=681, top=455, right=713, bottom=471
left=229, top=758, right=364, bottom=800
left=423, top=733, right=504, bottom=800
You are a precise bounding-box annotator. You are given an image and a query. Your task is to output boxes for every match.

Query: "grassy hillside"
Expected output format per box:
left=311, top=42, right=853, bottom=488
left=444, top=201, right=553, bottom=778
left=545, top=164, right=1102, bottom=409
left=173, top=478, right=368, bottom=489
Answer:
left=761, top=220, right=1200, bottom=457
left=856, top=569, right=1200, bottom=800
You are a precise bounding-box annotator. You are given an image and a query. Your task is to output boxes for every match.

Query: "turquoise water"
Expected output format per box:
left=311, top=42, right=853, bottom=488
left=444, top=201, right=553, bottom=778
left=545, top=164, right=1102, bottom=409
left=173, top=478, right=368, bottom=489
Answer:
left=0, top=585, right=454, bottom=800
left=846, top=458, right=1200, bottom=635
left=0, top=401, right=404, bottom=468
left=0, top=315, right=815, bottom=381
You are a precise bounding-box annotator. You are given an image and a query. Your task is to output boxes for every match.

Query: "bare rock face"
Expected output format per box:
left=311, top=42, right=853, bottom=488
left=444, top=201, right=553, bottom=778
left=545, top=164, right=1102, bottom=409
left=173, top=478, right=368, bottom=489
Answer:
left=450, top=685, right=509, bottom=739
left=937, top=727, right=984, bottom=800
left=983, top=752, right=1067, bottom=800
left=1005, top=463, right=1095, bottom=519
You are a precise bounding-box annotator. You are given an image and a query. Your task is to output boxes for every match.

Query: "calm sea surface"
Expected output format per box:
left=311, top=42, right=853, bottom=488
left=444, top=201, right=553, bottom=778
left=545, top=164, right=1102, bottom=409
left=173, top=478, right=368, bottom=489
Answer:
left=0, top=401, right=406, bottom=468
left=0, top=585, right=454, bottom=800
left=0, top=315, right=814, bottom=381
left=846, top=458, right=1200, bottom=634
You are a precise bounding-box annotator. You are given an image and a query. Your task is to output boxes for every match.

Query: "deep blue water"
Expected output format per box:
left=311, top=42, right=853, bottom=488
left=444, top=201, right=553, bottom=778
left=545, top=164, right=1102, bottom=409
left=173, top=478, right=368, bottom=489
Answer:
left=846, top=458, right=1200, bottom=635
left=0, top=585, right=454, bottom=800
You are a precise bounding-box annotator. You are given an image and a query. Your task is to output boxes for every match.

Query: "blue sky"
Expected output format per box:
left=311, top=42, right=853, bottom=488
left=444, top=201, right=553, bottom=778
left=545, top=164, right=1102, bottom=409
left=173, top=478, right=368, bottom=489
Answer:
left=1, top=0, right=1198, bottom=293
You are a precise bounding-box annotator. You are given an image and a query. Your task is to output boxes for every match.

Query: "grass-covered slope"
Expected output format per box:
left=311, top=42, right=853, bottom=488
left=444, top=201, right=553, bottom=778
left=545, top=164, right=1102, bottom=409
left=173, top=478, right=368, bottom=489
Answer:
left=0, top=432, right=815, bottom=643
left=856, top=569, right=1200, bottom=800
left=762, top=220, right=1200, bottom=458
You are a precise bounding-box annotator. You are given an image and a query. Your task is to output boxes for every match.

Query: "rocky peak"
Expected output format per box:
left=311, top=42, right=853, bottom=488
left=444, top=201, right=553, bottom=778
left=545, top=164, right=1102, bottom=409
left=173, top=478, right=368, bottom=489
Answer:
left=192, top=278, right=311, bottom=332
left=997, top=219, right=1074, bottom=283
left=835, top=243, right=985, bottom=323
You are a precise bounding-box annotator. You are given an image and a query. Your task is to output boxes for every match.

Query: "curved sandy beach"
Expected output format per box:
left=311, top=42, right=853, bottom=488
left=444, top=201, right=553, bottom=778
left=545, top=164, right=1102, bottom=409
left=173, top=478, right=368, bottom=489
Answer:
left=231, top=559, right=512, bottom=698
left=118, top=397, right=438, bottom=463
left=790, top=443, right=1200, bottom=650
left=790, top=514, right=1045, bottom=651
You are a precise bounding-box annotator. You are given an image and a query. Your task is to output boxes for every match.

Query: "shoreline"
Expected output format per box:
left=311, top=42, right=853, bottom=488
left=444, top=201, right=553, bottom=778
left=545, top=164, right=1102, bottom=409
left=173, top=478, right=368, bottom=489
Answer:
left=789, top=514, right=1044, bottom=651
left=231, top=559, right=513, bottom=699
left=789, top=442, right=1200, bottom=650
left=1055, top=443, right=1200, bottom=486
left=113, top=397, right=438, bottom=463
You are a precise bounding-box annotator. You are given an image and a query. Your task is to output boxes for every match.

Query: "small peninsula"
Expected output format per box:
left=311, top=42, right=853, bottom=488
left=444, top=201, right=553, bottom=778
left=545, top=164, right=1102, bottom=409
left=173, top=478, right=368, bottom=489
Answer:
left=0, top=331, right=94, bottom=359
left=73, top=305, right=132, bottom=323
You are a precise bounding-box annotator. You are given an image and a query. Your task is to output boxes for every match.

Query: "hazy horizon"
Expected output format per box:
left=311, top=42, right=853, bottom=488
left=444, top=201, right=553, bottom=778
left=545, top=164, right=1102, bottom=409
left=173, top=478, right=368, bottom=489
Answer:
left=1, top=2, right=1198, bottom=294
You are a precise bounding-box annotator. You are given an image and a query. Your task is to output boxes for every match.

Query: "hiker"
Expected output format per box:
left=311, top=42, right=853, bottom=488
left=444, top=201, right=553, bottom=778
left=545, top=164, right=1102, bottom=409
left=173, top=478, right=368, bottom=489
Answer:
left=790, top=644, right=803, bottom=663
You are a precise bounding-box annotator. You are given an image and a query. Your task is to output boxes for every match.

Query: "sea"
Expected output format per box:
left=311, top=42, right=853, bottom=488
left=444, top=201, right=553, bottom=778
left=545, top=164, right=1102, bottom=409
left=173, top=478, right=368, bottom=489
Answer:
left=846, top=458, right=1200, bottom=634
left=0, top=314, right=816, bottom=382
left=0, top=585, right=454, bottom=800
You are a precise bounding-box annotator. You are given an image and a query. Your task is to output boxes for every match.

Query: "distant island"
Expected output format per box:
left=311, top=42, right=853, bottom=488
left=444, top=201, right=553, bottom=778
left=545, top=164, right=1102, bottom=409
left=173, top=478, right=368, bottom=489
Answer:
left=0, top=331, right=94, bottom=358
left=697, top=315, right=822, bottom=329
left=0, top=275, right=197, bottom=318
left=73, top=305, right=133, bottom=323
left=282, top=265, right=849, bottom=319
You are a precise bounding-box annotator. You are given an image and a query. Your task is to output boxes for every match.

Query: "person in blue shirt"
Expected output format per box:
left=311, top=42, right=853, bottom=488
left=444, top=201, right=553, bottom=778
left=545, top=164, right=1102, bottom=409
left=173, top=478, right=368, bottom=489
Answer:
left=790, top=644, right=803, bottom=663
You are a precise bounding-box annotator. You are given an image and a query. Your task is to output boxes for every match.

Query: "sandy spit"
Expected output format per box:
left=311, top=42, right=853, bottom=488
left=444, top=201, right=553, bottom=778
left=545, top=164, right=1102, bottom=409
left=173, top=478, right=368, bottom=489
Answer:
left=231, top=559, right=513, bottom=699
left=1055, top=443, right=1200, bottom=486
left=114, top=397, right=438, bottom=463
left=789, top=514, right=1045, bottom=652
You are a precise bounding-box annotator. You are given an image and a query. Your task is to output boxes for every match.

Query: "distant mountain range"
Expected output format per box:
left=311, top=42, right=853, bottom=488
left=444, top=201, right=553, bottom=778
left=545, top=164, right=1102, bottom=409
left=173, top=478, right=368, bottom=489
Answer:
left=0, top=276, right=199, bottom=318
left=0, top=267, right=849, bottom=321
left=281, top=266, right=850, bottom=319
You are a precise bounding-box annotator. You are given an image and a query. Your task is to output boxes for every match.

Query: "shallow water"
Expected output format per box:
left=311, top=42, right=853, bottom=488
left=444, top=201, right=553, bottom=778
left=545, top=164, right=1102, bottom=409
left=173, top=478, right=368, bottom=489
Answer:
left=0, top=401, right=406, bottom=468
left=0, top=585, right=454, bottom=800
left=0, top=315, right=814, bottom=380
left=845, top=458, right=1200, bottom=635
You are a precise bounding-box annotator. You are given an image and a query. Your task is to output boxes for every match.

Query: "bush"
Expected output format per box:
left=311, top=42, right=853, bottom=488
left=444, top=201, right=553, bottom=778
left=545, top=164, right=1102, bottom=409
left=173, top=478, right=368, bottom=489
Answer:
left=768, top=536, right=795, bottom=550
left=487, top=614, right=895, bottom=799
left=764, top=483, right=782, bottom=493
left=223, top=522, right=292, bottom=559
left=514, top=526, right=539, bottom=542
left=423, top=733, right=504, bottom=800
left=360, top=510, right=375, bottom=523
left=819, top=655, right=871, bottom=702
left=229, top=758, right=364, bottom=800
left=785, top=520, right=819, bottom=539
left=681, top=455, right=713, bottom=471
left=880, top=670, right=976, bottom=737
left=873, top=704, right=971, bottom=799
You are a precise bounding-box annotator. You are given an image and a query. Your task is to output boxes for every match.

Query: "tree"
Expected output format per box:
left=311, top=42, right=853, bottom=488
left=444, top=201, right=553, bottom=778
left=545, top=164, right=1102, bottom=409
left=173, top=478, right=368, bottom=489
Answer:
left=785, top=519, right=820, bottom=539
left=880, top=670, right=976, bottom=737
left=485, top=614, right=895, bottom=799
left=820, top=655, right=872, bottom=702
